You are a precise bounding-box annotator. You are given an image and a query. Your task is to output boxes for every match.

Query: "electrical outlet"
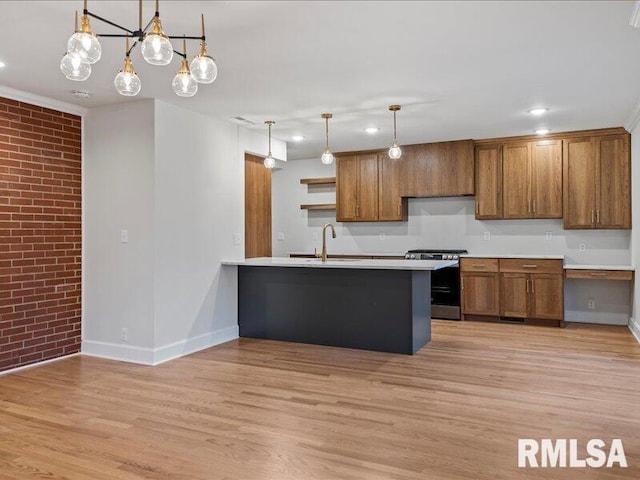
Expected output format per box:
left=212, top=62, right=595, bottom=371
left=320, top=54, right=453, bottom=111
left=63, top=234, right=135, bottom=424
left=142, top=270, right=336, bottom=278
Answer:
left=587, top=298, right=595, bottom=310
left=120, top=328, right=128, bottom=342
left=579, top=243, right=586, bottom=252
left=545, top=232, right=552, bottom=241
left=277, top=232, right=285, bottom=241
left=379, top=232, right=386, bottom=241
left=121, top=229, right=128, bottom=243
left=232, top=233, right=241, bottom=245
left=483, top=231, right=491, bottom=241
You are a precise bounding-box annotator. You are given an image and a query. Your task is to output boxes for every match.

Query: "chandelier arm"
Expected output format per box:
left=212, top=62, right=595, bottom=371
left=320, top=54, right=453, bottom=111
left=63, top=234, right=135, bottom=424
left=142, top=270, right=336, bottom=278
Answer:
left=85, top=11, right=136, bottom=35
left=167, top=35, right=206, bottom=41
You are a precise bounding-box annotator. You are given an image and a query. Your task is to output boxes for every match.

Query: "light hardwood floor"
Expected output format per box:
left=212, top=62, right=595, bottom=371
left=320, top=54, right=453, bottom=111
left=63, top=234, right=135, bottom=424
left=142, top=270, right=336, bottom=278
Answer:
left=1, top=321, right=639, bottom=479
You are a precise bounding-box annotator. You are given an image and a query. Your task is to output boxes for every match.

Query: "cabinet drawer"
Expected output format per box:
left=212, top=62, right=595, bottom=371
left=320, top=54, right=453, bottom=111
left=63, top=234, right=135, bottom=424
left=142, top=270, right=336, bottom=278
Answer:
left=460, top=258, right=499, bottom=272
left=499, top=258, right=563, bottom=274
left=565, top=269, right=634, bottom=281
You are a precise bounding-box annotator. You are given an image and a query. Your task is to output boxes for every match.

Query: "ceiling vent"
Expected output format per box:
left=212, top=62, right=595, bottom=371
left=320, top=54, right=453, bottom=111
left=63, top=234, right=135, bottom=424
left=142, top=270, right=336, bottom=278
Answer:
left=231, top=116, right=256, bottom=126
left=71, top=90, right=91, bottom=99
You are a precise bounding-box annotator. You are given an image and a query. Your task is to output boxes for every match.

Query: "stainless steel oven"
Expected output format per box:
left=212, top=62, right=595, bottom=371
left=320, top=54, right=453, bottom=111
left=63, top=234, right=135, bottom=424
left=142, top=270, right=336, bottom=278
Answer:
left=405, top=249, right=467, bottom=320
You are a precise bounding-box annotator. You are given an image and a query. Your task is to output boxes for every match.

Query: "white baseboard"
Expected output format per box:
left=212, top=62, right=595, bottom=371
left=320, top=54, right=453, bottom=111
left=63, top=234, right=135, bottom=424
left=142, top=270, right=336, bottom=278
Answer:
left=0, top=353, right=80, bottom=376
left=82, top=325, right=239, bottom=366
left=564, top=311, right=629, bottom=326
left=630, top=317, right=640, bottom=344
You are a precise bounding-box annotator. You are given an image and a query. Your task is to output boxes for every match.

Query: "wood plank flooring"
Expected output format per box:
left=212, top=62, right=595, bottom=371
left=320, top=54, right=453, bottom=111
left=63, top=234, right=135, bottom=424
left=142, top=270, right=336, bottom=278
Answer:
left=1, top=321, right=639, bottom=479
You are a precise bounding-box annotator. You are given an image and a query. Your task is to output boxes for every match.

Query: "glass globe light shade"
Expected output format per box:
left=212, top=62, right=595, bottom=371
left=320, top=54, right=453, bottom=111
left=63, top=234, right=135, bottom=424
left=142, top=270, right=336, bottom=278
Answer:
left=263, top=155, right=276, bottom=169
left=114, top=71, right=141, bottom=97
left=67, top=31, right=102, bottom=64
left=189, top=54, right=217, bottom=84
left=141, top=18, right=174, bottom=66
left=388, top=143, right=402, bottom=159
left=172, top=65, right=198, bottom=97
left=321, top=149, right=335, bottom=165
left=60, top=52, right=91, bottom=81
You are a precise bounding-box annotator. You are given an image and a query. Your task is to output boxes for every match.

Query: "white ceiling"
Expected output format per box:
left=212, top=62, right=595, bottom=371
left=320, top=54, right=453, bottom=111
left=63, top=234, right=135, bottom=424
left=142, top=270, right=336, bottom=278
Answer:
left=1, top=1, right=640, bottom=159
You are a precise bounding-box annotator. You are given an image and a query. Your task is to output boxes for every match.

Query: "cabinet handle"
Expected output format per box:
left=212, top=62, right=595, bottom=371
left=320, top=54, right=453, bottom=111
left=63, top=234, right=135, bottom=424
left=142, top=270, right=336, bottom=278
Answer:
left=356, top=205, right=360, bottom=217
left=527, top=200, right=531, bottom=214
left=532, top=199, right=536, bottom=214
left=531, top=279, right=535, bottom=293
left=526, top=279, right=530, bottom=293
left=590, top=272, right=607, bottom=277
left=475, top=202, right=479, bottom=215
left=461, top=278, right=464, bottom=290
left=591, top=210, right=595, bottom=224
left=398, top=202, right=402, bottom=216
left=596, top=209, right=600, bottom=224
left=522, top=264, right=537, bottom=268
left=472, top=263, right=486, bottom=268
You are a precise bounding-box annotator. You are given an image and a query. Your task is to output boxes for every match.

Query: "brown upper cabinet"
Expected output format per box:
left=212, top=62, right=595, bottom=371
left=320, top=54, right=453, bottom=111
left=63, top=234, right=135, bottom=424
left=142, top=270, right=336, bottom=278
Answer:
left=378, top=153, right=408, bottom=221
left=336, top=153, right=379, bottom=222
left=403, top=140, right=474, bottom=198
left=563, top=133, right=631, bottom=229
left=477, top=140, right=562, bottom=220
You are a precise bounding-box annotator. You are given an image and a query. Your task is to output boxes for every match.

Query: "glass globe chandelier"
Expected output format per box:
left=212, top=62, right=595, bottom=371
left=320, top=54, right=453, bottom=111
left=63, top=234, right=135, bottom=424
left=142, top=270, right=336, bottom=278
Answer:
left=263, top=121, right=276, bottom=169
left=388, top=105, right=402, bottom=159
left=61, top=0, right=219, bottom=97
left=320, top=113, right=335, bottom=165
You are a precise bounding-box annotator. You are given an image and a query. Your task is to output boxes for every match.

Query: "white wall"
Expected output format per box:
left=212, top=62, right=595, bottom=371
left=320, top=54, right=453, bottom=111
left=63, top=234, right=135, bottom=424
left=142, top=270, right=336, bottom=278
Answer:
left=273, top=157, right=633, bottom=325
left=630, top=123, right=640, bottom=341
left=83, top=99, right=285, bottom=364
left=84, top=101, right=156, bottom=350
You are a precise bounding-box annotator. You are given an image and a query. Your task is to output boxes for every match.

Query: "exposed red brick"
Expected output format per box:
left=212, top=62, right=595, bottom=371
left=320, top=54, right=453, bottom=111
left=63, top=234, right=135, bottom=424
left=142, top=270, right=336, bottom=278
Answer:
left=0, top=96, right=81, bottom=371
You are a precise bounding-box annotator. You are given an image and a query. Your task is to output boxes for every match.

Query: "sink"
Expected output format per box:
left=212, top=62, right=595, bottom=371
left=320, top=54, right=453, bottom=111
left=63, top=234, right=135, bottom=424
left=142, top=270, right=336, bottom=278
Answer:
left=304, top=258, right=361, bottom=264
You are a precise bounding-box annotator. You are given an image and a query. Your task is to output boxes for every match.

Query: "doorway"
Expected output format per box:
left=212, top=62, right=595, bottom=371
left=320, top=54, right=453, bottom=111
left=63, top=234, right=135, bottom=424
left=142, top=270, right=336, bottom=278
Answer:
left=244, top=153, right=272, bottom=258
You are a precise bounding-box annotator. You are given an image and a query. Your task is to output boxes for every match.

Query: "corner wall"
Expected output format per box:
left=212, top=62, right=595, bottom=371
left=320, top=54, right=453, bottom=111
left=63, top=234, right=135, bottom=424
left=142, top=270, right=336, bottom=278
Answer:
left=630, top=122, right=640, bottom=341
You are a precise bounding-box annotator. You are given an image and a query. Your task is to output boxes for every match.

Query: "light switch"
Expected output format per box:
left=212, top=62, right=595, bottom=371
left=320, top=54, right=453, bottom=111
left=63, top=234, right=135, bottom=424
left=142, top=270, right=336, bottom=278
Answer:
left=121, top=230, right=128, bottom=243
left=277, top=232, right=285, bottom=241
left=483, top=231, right=491, bottom=241
left=232, top=233, right=241, bottom=245
left=545, top=232, right=552, bottom=241
left=579, top=243, right=586, bottom=252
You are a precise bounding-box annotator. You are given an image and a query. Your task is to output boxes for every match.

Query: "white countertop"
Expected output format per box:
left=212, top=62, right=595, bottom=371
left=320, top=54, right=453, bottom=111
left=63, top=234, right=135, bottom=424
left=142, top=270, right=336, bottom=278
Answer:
left=564, top=264, right=635, bottom=271
left=288, top=251, right=405, bottom=257
left=460, top=254, right=565, bottom=260
left=222, top=257, right=457, bottom=271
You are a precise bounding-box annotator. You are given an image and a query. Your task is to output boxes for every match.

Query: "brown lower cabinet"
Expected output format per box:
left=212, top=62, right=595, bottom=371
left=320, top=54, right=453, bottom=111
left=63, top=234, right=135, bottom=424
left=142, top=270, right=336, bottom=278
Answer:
left=461, top=257, right=564, bottom=326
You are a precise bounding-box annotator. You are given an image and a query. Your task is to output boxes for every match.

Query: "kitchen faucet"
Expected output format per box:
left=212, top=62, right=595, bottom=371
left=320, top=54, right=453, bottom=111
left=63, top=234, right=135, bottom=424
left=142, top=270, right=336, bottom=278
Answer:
left=316, top=223, right=336, bottom=262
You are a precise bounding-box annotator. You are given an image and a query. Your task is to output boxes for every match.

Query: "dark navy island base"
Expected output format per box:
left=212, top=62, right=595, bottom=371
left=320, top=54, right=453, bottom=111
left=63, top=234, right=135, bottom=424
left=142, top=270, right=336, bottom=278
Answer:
left=238, top=266, right=432, bottom=354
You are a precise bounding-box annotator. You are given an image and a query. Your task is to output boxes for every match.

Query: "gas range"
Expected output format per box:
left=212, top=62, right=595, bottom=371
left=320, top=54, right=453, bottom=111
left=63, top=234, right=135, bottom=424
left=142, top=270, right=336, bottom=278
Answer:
left=404, top=249, right=468, bottom=261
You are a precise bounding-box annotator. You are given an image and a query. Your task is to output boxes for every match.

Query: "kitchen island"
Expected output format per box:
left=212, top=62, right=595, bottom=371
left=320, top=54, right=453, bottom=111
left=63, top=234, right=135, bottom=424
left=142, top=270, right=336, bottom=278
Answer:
left=222, top=257, right=456, bottom=354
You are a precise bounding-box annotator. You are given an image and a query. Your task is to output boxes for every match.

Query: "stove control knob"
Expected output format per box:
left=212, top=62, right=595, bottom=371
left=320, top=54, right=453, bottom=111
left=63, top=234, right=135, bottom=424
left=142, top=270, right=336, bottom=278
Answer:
left=411, top=254, right=416, bottom=259
left=405, top=254, right=410, bottom=259
left=453, top=255, right=459, bottom=260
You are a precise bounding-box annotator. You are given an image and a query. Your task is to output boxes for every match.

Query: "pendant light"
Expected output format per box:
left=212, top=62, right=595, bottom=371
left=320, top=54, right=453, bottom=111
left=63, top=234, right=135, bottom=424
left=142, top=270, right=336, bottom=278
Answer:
left=67, top=2, right=102, bottom=64
left=190, top=14, right=218, bottom=84
left=114, top=36, right=142, bottom=96
left=172, top=38, right=198, bottom=97
left=141, top=0, right=174, bottom=66
left=264, top=121, right=276, bottom=169
left=388, top=105, right=402, bottom=159
left=60, top=13, right=92, bottom=81
left=321, top=113, right=335, bottom=165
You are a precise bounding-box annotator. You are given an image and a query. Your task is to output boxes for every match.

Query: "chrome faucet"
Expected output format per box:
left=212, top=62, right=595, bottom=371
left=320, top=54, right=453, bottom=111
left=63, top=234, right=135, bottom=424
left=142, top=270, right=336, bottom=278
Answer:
left=317, top=223, right=337, bottom=262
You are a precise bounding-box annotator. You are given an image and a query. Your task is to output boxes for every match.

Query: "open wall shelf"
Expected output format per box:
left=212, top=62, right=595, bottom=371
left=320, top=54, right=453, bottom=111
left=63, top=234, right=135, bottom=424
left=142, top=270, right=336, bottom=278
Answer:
left=300, top=203, right=336, bottom=211
left=300, top=177, right=336, bottom=185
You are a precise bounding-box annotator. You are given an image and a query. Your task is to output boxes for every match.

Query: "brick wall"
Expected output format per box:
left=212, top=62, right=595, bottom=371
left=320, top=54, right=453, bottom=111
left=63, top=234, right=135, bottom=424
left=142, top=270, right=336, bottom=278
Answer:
left=0, top=97, right=82, bottom=371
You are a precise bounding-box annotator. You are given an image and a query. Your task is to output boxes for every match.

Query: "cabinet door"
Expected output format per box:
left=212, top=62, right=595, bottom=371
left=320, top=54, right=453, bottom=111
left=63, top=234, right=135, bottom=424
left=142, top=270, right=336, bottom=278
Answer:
left=563, top=137, right=596, bottom=229
left=531, top=140, right=562, bottom=218
left=474, top=145, right=502, bottom=219
left=500, top=273, right=529, bottom=318
left=502, top=143, right=531, bottom=219
left=410, top=141, right=474, bottom=197
left=378, top=154, right=407, bottom=221
left=357, top=154, right=379, bottom=221
left=530, top=274, right=564, bottom=320
left=461, top=273, right=500, bottom=316
left=336, top=155, right=359, bottom=222
left=596, top=134, right=631, bottom=229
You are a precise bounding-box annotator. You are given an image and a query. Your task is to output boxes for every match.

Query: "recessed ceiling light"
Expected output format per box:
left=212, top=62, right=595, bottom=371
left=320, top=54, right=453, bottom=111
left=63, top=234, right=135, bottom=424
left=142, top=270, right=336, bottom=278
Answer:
left=535, top=128, right=550, bottom=135
left=291, top=135, right=304, bottom=142
left=0, top=60, right=5, bottom=68
left=365, top=127, right=379, bottom=134
left=529, top=108, right=548, bottom=116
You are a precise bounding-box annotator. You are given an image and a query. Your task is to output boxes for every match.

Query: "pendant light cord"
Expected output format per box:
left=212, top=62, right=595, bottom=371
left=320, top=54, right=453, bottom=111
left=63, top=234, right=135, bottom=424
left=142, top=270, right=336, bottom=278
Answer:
left=393, top=110, right=397, bottom=144
left=325, top=117, right=329, bottom=149
left=268, top=122, right=272, bottom=156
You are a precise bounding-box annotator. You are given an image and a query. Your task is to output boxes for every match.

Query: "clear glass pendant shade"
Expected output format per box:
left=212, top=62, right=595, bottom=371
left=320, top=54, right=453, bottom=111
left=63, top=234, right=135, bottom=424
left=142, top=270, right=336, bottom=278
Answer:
left=67, top=31, right=102, bottom=64
left=388, top=143, right=402, bottom=159
left=190, top=54, right=217, bottom=84
left=142, top=18, right=174, bottom=66
left=263, top=155, right=275, bottom=169
left=60, top=52, right=91, bottom=81
left=114, top=57, right=141, bottom=97
left=172, top=61, right=198, bottom=97
left=321, top=149, right=335, bottom=165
